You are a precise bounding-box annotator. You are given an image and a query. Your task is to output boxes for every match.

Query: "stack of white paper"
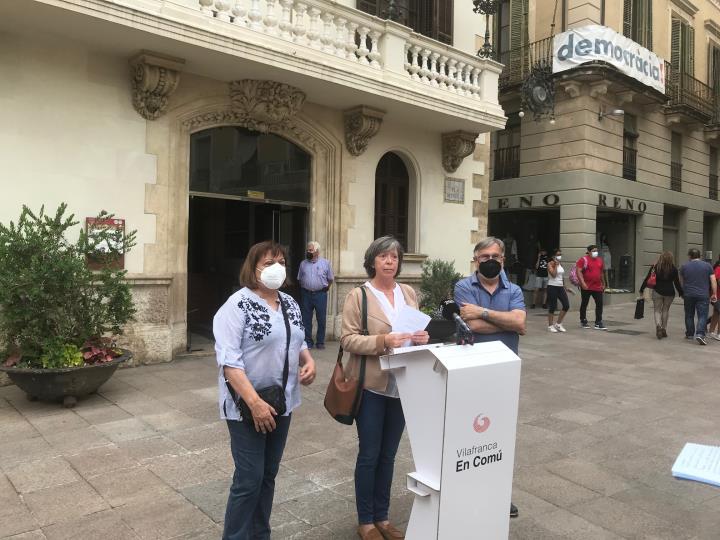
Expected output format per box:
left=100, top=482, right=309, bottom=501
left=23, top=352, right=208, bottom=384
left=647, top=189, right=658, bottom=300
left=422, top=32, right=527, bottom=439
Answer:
left=671, top=443, right=720, bottom=488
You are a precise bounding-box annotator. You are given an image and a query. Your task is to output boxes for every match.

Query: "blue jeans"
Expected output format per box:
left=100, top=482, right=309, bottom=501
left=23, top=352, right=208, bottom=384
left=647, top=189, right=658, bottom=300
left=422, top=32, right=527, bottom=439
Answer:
left=684, top=296, right=709, bottom=337
left=355, top=390, right=405, bottom=525
left=300, top=289, right=327, bottom=346
left=223, top=416, right=291, bottom=540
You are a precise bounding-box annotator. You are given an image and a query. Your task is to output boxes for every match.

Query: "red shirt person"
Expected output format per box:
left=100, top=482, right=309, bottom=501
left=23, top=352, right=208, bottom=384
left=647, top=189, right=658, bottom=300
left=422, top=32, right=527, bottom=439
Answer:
left=576, top=244, right=607, bottom=329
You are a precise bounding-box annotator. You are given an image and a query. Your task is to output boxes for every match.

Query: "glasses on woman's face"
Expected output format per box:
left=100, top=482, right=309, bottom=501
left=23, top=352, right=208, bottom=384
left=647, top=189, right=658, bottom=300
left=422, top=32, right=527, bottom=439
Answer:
left=474, top=253, right=503, bottom=263
left=258, top=258, right=286, bottom=269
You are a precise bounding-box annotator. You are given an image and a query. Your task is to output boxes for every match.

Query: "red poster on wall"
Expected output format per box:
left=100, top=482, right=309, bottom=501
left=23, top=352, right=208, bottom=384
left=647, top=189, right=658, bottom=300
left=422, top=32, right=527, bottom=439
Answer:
left=85, top=217, right=125, bottom=270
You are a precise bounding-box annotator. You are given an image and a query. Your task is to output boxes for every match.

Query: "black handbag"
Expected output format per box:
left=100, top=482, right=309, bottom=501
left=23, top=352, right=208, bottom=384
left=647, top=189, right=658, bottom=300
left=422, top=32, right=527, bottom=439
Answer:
left=634, top=298, right=645, bottom=320
left=225, top=298, right=291, bottom=420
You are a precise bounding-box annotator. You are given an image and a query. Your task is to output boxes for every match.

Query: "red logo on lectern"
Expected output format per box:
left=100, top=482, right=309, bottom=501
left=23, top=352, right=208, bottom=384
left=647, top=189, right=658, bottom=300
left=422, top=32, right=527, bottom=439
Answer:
left=473, top=414, right=491, bottom=433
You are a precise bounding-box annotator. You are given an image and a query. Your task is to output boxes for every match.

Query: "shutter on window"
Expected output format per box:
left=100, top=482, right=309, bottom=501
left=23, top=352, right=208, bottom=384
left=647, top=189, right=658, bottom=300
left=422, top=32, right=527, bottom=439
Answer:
left=434, top=0, right=453, bottom=45
left=686, top=25, right=695, bottom=76
left=713, top=46, right=720, bottom=91
left=646, top=0, right=652, bottom=50
left=623, top=0, right=632, bottom=38
left=670, top=17, right=680, bottom=71
left=357, top=0, right=379, bottom=16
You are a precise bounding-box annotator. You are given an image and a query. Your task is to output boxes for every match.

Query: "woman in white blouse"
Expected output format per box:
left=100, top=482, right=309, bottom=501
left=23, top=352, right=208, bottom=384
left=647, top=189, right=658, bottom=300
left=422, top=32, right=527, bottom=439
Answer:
left=214, top=241, right=316, bottom=540
left=341, top=236, right=429, bottom=540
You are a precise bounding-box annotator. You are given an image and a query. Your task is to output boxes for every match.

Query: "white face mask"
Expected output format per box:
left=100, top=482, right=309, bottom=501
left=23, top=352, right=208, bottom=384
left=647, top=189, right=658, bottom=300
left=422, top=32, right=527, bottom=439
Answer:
left=259, top=263, right=286, bottom=290
left=591, top=251, right=599, bottom=258
left=555, top=255, right=562, bottom=261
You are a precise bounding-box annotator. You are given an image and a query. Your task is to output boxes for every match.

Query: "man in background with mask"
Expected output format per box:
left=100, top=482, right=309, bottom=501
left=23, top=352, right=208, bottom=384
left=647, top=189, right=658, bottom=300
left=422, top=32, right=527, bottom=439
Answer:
left=576, top=244, right=607, bottom=330
left=454, top=236, right=526, bottom=519
left=297, top=241, right=334, bottom=349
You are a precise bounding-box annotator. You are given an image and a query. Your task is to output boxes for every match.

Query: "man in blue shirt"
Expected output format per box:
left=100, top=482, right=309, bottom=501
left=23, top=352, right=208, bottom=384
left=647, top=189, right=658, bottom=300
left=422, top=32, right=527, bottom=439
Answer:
left=454, top=236, right=526, bottom=519
left=679, top=248, right=717, bottom=345
left=454, top=237, right=526, bottom=355
left=297, top=241, right=334, bottom=349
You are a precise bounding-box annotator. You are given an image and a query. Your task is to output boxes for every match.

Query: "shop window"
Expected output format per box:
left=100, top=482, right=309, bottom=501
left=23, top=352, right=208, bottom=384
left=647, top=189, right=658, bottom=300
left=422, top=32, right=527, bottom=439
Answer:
left=623, top=0, right=653, bottom=50
left=623, top=114, right=638, bottom=181
left=358, top=0, right=453, bottom=45
left=597, top=213, right=636, bottom=292
left=710, top=146, right=719, bottom=201
left=374, top=152, right=410, bottom=250
left=493, top=114, right=521, bottom=180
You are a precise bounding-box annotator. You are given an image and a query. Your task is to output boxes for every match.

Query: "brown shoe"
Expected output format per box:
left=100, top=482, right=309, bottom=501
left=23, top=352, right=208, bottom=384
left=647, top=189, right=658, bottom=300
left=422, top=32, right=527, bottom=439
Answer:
left=357, top=525, right=384, bottom=540
left=656, top=325, right=663, bottom=339
left=661, top=328, right=667, bottom=338
left=374, top=522, right=405, bottom=540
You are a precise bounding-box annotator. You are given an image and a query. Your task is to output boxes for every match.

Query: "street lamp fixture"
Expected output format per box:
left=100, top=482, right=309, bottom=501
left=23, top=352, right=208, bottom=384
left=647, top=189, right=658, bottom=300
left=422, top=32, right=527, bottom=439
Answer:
left=598, top=106, right=625, bottom=121
left=473, top=0, right=498, bottom=59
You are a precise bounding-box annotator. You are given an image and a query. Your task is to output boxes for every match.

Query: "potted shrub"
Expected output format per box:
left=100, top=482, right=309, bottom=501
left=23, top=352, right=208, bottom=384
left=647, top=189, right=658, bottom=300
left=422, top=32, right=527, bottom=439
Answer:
left=0, top=204, right=136, bottom=407
left=419, top=259, right=462, bottom=343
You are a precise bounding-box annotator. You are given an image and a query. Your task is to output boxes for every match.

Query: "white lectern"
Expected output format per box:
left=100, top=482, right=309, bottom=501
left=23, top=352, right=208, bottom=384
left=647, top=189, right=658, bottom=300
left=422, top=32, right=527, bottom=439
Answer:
left=380, top=342, right=521, bottom=540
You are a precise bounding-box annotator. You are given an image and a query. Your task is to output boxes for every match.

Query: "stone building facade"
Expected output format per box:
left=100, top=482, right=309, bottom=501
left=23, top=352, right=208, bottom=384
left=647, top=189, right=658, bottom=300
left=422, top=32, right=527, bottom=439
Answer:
left=489, top=0, right=720, bottom=302
left=0, top=0, right=505, bottom=364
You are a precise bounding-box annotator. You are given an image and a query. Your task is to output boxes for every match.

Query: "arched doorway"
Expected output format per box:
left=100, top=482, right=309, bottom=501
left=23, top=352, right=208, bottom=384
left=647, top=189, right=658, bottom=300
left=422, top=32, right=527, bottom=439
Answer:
left=187, top=126, right=311, bottom=341
left=374, top=152, right=410, bottom=249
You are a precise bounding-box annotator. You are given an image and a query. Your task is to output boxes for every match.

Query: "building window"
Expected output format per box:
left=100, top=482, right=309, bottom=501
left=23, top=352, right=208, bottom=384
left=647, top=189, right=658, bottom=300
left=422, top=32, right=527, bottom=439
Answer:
left=374, top=152, right=409, bottom=249
left=711, top=146, right=719, bottom=201
left=495, top=0, right=528, bottom=65
left=357, top=0, right=453, bottom=45
left=710, top=43, right=720, bottom=123
left=623, top=0, right=653, bottom=50
left=623, top=114, right=638, bottom=181
left=671, top=15, right=694, bottom=77
left=493, top=114, right=521, bottom=180
left=671, top=132, right=682, bottom=192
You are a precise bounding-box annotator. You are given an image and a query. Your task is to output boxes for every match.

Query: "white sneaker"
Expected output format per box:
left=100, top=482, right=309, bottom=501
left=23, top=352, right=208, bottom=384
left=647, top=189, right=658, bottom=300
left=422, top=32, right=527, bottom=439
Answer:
left=555, top=323, right=567, bottom=333
left=548, top=325, right=558, bottom=332
left=711, top=332, right=720, bottom=341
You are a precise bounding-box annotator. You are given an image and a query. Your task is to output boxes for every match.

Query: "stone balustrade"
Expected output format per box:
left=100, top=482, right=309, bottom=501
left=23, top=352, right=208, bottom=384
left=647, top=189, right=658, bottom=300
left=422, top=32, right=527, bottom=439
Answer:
left=197, top=0, right=499, bottom=101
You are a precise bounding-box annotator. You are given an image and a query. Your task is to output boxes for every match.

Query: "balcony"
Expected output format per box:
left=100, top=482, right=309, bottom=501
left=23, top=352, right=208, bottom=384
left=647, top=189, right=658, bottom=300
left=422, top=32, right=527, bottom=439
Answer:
left=623, top=147, right=637, bottom=181
left=1, top=0, right=506, bottom=133
left=664, top=63, right=715, bottom=125
left=493, top=146, right=520, bottom=180
left=711, top=174, right=719, bottom=201
left=671, top=161, right=682, bottom=192
left=497, top=36, right=553, bottom=91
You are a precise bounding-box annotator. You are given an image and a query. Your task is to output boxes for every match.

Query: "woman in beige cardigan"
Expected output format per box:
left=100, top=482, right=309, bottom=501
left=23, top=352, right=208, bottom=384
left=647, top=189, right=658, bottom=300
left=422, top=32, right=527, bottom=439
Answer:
left=341, top=236, right=429, bottom=540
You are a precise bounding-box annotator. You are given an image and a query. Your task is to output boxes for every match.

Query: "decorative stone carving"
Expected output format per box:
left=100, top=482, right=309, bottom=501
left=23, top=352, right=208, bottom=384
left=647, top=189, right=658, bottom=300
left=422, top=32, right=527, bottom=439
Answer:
left=343, top=106, right=385, bottom=156
left=228, top=80, right=306, bottom=132
left=559, top=81, right=582, bottom=98
left=129, top=51, right=185, bottom=120
left=441, top=131, right=478, bottom=173
left=589, top=82, right=608, bottom=99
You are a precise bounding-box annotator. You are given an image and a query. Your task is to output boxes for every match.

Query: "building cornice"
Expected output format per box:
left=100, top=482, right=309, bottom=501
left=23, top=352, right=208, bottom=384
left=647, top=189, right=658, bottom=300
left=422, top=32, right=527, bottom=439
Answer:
left=706, top=19, right=720, bottom=40
left=671, top=0, right=699, bottom=16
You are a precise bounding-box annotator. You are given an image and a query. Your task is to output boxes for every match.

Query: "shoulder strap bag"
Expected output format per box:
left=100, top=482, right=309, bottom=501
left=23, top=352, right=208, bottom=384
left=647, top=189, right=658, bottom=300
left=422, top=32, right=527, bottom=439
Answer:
left=324, top=286, right=368, bottom=425
left=224, top=297, right=291, bottom=420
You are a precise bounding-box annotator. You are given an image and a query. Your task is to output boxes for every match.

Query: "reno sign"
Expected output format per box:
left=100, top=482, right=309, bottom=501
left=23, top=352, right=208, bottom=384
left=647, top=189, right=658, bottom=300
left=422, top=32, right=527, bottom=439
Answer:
left=553, top=25, right=666, bottom=94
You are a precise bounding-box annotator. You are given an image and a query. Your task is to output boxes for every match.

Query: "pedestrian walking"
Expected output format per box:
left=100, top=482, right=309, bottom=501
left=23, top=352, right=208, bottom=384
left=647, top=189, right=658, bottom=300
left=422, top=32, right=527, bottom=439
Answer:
left=214, top=241, right=317, bottom=540
left=453, top=236, right=525, bottom=519
left=297, top=241, right=334, bottom=350
left=531, top=247, right=549, bottom=309
left=546, top=248, right=571, bottom=332
left=679, top=248, right=717, bottom=345
left=340, top=236, right=429, bottom=540
left=638, top=251, right=683, bottom=339
left=576, top=245, right=607, bottom=330
left=707, top=258, right=720, bottom=340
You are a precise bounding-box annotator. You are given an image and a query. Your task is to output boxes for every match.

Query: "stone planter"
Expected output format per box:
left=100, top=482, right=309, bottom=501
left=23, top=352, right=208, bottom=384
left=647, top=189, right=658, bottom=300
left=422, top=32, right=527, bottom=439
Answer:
left=0, top=350, right=132, bottom=408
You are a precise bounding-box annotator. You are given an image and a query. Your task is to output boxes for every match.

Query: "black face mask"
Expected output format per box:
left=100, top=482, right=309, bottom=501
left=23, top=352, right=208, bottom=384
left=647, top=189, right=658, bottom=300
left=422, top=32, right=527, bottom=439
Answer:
left=306, top=252, right=314, bottom=260
left=478, top=259, right=502, bottom=279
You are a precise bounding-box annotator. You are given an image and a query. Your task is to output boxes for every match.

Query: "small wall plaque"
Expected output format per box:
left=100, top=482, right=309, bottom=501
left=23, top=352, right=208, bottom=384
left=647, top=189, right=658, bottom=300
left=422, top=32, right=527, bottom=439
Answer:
left=444, top=177, right=465, bottom=204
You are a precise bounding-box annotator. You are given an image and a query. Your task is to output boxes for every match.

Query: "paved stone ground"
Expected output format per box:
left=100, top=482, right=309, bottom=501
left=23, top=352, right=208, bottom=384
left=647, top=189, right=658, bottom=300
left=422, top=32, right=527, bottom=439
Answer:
left=1, top=299, right=720, bottom=539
